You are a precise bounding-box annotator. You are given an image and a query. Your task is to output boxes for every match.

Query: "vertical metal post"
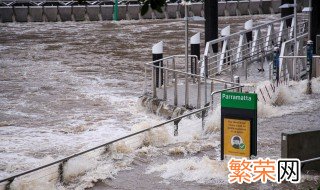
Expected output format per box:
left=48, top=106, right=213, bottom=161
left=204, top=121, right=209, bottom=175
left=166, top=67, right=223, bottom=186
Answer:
left=152, top=67, right=157, bottom=98
left=185, top=73, right=189, bottom=108
left=230, top=57, right=233, bottom=81
left=164, top=68, right=168, bottom=101
left=184, top=2, right=189, bottom=108
left=293, top=0, right=298, bottom=80
left=204, top=56, right=208, bottom=105
left=308, top=0, right=312, bottom=40
left=184, top=1, right=189, bottom=73
left=273, top=46, right=280, bottom=87
left=210, top=81, right=214, bottom=110
left=234, top=76, right=240, bottom=92
left=269, top=63, right=272, bottom=80
left=59, top=161, right=67, bottom=184
left=307, top=40, right=313, bottom=94
left=144, top=66, right=147, bottom=94
left=173, top=58, right=178, bottom=106
left=158, top=63, right=162, bottom=88
left=197, top=75, right=201, bottom=109
left=201, top=110, right=205, bottom=130
left=174, top=120, right=179, bottom=136
left=245, top=60, right=248, bottom=80
left=5, top=179, right=13, bottom=190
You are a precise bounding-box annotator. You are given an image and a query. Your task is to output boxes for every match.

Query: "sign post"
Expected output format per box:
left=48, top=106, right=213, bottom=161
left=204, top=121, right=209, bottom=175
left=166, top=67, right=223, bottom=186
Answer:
left=221, top=92, right=257, bottom=160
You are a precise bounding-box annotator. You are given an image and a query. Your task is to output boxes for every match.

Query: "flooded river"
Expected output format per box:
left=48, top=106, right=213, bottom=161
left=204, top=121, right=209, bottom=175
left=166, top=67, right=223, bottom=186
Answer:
left=1, top=14, right=320, bottom=189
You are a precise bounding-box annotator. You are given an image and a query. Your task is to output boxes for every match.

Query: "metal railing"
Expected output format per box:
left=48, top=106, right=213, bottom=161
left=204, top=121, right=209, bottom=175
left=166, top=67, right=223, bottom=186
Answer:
left=143, top=54, right=250, bottom=109
left=202, top=14, right=309, bottom=81
left=279, top=55, right=320, bottom=81
left=0, top=106, right=210, bottom=189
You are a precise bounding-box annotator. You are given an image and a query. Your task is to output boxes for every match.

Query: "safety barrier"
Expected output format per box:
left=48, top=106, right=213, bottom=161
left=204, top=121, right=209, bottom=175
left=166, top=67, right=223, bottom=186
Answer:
left=202, top=15, right=309, bottom=82
left=0, top=106, right=210, bottom=189
left=143, top=54, right=254, bottom=110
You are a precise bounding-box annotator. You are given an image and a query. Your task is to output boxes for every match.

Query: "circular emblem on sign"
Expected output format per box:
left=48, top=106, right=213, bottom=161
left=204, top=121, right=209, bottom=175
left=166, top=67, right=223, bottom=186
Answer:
left=231, top=135, right=244, bottom=150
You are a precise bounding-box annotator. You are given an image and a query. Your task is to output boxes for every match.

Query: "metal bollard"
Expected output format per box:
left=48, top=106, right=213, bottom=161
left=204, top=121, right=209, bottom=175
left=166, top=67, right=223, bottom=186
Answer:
left=273, top=46, right=280, bottom=86
left=190, top=32, right=200, bottom=75
left=245, top=20, right=253, bottom=43
left=152, top=41, right=164, bottom=88
left=307, top=40, right=313, bottom=94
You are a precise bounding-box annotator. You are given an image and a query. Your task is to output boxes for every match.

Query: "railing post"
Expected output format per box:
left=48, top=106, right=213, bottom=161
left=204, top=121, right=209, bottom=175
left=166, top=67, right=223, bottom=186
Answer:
left=59, top=160, right=67, bottom=185
left=245, top=60, right=248, bottom=80
left=152, top=67, right=157, bottom=98
left=204, top=55, right=208, bottom=105
left=201, top=110, right=205, bottom=130
left=5, top=179, right=13, bottom=190
left=174, top=120, right=179, bottom=136
left=307, top=40, right=313, bottom=94
left=273, top=46, right=280, bottom=87
left=185, top=73, right=189, bottom=108
left=144, top=66, right=147, bottom=95
left=210, top=80, right=214, bottom=110
left=204, top=55, right=208, bottom=77
left=234, top=76, right=240, bottom=92
left=173, top=58, right=178, bottom=106
left=197, top=75, right=201, bottom=109
left=164, top=68, right=168, bottom=101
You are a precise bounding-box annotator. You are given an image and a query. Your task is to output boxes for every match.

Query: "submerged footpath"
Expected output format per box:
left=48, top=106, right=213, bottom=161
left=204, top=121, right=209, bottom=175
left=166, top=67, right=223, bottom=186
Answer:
left=91, top=81, right=320, bottom=190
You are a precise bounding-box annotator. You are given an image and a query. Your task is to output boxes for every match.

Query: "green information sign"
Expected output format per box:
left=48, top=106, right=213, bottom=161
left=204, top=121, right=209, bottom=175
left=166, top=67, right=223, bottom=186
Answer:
left=220, top=91, right=258, bottom=160
left=221, top=92, right=257, bottom=110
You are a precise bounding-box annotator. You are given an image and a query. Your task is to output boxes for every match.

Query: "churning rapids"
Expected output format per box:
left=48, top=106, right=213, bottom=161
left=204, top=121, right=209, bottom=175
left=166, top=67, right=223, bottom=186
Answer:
left=1, top=14, right=320, bottom=189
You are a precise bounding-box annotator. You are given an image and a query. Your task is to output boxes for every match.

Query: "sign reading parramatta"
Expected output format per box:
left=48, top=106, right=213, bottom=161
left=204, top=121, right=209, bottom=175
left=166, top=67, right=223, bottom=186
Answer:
left=222, top=93, right=252, bottom=101
left=221, top=91, right=258, bottom=160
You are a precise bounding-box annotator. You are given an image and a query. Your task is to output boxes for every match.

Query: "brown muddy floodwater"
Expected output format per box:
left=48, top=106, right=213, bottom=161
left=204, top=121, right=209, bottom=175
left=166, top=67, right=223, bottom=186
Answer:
left=1, top=14, right=320, bottom=190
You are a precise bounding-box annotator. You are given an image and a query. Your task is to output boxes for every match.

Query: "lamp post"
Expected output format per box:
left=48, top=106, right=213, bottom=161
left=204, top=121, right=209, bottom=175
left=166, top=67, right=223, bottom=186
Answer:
left=182, top=0, right=191, bottom=74
left=293, top=0, right=297, bottom=80
left=181, top=0, right=191, bottom=108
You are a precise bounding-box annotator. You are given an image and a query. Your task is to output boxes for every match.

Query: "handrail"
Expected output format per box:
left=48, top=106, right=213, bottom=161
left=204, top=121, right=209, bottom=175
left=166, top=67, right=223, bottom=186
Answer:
left=0, top=106, right=210, bottom=184
left=204, top=14, right=295, bottom=56
left=144, top=54, right=198, bottom=66
left=280, top=56, right=320, bottom=58
left=301, top=157, right=320, bottom=164
left=145, top=60, right=241, bottom=86
left=211, top=85, right=245, bottom=96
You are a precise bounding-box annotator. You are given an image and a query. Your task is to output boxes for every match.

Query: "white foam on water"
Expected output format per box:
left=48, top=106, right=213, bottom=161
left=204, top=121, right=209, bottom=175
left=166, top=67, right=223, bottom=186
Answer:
left=9, top=164, right=59, bottom=190
left=146, top=156, right=229, bottom=184
left=312, top=77, right=320, bottom=94
left=204, top=107, right=221, bottom=134
left=254, top=79, right=320, bottom=118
